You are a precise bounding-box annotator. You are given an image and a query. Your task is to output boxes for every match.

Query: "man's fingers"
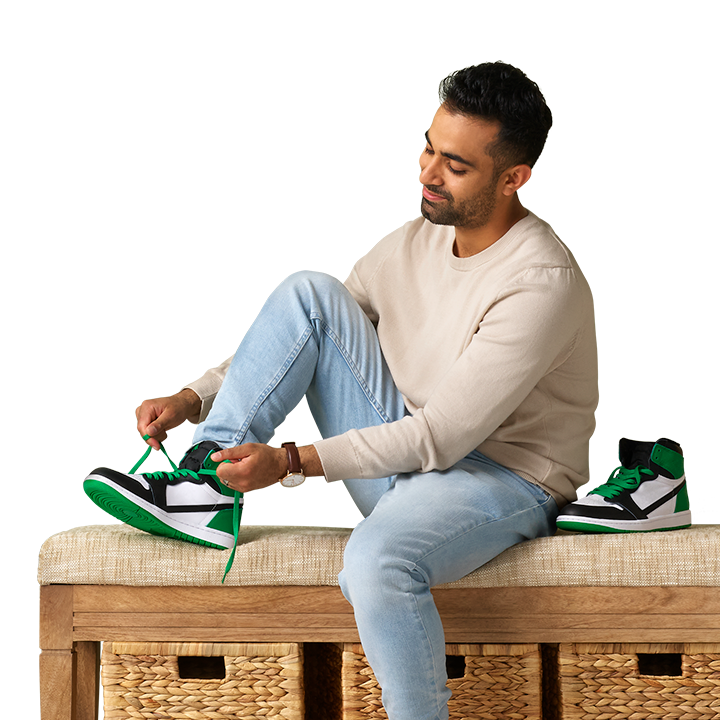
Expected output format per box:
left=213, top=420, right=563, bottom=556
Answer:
left=143, top=424, right=168, bottom=449
left=135, top=392, right=200, bottom=449
left=210, top=445, right=253, bottom=463
left=136, top=400, right=173, bottom=448
left=213, top=444, right=288, bottom=494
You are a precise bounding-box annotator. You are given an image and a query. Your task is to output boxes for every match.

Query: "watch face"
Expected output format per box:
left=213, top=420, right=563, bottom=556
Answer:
left=281, top=473, right=305, bottom=488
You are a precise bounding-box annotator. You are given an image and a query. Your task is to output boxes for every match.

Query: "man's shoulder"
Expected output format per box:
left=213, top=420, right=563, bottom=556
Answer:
left=511, top=212, right=582, bottom=272
left=508, top=214, right=593, bottom=311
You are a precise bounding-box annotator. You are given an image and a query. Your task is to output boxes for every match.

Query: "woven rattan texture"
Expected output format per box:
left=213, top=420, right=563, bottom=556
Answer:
left=102, top=642, right=303, bottom=719
left=557, top=643, right=720, bottom=720
left=340, top=643, right=542, bottom=720
left=38, top=524, right=720, bottom=588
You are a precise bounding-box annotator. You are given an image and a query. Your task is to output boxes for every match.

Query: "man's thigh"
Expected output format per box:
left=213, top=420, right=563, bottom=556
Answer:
left=345, top=453, right=558, bottom=587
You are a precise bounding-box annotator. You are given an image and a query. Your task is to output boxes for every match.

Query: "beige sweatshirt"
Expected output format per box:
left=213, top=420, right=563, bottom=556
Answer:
left=186, top=212, right=598, bottom=506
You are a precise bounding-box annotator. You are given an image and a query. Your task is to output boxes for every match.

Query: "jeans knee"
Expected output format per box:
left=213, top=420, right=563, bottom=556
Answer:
left=341, top=522, right=425, bottom=605
left=280, top=270, right=344, bottom=299
left=269, top=271, right=347, bottom=320
left=342, top=527, right=377, bottom=590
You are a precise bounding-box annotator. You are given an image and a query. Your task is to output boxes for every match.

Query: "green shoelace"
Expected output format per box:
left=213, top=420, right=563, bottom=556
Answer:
left=590, top=465, right=655, bottom=499
left=134, top=435, right=240, bottom=583
left=131, top=437, right=178, bottom=474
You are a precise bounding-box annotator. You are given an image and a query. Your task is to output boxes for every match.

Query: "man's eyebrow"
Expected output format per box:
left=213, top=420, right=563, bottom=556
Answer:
left=425, top=130, right=477, bottom=169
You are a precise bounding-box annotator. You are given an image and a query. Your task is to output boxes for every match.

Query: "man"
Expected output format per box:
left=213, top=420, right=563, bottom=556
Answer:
left=85, top=61, right=598, bottom=720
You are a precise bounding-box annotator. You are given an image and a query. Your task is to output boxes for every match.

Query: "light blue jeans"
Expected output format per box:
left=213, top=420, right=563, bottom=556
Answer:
left=194, top=271, right=558, bottom=720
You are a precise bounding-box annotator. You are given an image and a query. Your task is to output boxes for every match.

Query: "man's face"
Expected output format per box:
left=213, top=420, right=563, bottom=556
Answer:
left=419, top=105, right=502, bottom=229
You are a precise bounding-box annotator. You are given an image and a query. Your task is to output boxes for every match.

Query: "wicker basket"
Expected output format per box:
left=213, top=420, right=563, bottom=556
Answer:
left=338, top=642, right=543, bottom=720
left=101, top=642, right=304, bottom=719
left=556, top=643, right=720, bottom=720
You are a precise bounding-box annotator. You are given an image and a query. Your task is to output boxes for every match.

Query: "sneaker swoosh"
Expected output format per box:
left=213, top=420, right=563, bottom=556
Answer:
left=609, top=480, right=686, bottom=520
left=643, top=480, right=686, bottom=516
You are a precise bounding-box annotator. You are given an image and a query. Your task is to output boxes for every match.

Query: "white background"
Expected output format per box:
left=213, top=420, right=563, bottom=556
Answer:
left=2, top=1, right=717, bottom=715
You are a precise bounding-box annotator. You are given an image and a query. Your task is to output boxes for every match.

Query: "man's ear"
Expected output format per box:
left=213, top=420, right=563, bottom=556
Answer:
left=501, top=164, right=532, bottom=196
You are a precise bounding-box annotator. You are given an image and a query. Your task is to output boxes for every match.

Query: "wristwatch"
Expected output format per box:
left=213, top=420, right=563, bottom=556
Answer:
left=280, top=442, right=305, bottom=487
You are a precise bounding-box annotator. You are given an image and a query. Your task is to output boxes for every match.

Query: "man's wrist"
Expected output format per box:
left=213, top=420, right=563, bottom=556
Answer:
left=178, top=388, right=202, bottom=417
left=274, top=443, right=324, bottom=480
left=298, top=444, right=324, bottom=478
left=278, top=446, right=289, bottom=478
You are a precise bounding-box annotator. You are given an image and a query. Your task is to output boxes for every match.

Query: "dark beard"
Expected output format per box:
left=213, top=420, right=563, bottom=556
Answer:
left=420, top=181, right=497, bottom=229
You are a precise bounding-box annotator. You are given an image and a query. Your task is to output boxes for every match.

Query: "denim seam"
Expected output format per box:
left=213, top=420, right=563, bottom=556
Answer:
left=231, top=325, right=314, bottom=446
left=312, top=312, right=396, bottom=425
left=407, top=587, right=446, bottom=720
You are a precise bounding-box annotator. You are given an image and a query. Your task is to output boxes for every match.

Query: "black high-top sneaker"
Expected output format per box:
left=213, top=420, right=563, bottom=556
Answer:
left=84, top=439, right=242, bottom=549
left=556, top=438, right=691, bottom=533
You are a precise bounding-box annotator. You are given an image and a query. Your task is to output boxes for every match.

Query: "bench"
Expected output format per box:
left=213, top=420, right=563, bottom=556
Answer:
left=38, top=523, right=720, bottom=719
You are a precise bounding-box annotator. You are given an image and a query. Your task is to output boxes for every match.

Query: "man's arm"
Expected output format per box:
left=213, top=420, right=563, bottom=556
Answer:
left=210, top=443, right=325, bottom=491
left=136, top=389, right=326, bottom=486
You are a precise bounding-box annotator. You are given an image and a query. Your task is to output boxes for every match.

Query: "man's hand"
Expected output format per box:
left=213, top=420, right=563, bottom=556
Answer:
left=136, top=388, right=201, bottom=449
left=212, top=443, right=324, bottom=492
left=212, top=444, right=287, bottom=492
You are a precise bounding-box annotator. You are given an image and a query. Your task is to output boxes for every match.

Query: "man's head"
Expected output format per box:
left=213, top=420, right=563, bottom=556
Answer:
left=420, top=62, right=551, bottom=234
left=439, top=62, right=552, bottom=174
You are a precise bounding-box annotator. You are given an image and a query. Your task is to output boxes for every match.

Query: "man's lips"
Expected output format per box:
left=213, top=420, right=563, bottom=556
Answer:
left=422, top=186, right=448, bottom=202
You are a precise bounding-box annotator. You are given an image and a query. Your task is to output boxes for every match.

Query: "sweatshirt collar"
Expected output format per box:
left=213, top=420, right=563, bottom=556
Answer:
left=446, top=211, right=538, bottom=271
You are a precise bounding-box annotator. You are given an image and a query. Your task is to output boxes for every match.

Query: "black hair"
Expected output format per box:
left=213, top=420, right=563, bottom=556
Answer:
left=439, top=62, right=552, bottom=171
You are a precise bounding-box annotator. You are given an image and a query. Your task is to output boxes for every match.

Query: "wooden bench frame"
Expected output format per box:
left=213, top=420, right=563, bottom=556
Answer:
left=39, top=583, right=720, bottom=720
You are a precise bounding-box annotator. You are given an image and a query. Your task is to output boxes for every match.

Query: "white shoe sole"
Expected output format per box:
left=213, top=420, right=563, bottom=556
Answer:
left=84, top=473, right=236, bottom=549
left=556, top=510, right=692, bottom=533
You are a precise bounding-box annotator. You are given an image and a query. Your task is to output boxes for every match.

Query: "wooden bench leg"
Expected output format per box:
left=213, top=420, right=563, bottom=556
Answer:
left=75, top=642, right=100, bottom=720
left=40, top=586, right=100, bottom=720
left=40, top=586, right=75, bottom=720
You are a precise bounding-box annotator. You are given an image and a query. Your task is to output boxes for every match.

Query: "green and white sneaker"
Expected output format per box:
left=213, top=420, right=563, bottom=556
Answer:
left=556, top=438, right=691, bottom=533
left=84, top=439, right=242, bottom=551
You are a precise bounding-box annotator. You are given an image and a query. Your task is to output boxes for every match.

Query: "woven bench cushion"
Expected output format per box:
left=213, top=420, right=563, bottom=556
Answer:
left=37, top=523, right=720, bottom=588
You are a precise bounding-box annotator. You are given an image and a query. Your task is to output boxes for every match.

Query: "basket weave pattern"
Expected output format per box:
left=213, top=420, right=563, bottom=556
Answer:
left=558, top=644, right=720, bottom=720
left=101, top=642, right=303, bottom=720
left=341, top=643, right=541, bottom=720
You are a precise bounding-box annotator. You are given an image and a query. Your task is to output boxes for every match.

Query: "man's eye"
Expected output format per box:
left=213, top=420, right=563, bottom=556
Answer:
left=424, top=146, right=434, bottom=155
left=448, top=166, right=466, bottom=176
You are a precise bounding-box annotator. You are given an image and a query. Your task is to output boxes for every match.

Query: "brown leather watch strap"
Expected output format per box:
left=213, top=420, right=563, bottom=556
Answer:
left=281, top=442, right=302, bottom=474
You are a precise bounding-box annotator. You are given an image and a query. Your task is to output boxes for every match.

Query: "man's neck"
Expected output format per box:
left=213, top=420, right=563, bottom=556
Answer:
left=453, top=198, right=528, bottom=258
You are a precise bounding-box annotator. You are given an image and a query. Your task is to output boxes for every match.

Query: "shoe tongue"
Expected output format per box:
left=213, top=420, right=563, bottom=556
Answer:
left=618, top=438, right=654, bottom=469
left=179, top=441, right=223, bottom=472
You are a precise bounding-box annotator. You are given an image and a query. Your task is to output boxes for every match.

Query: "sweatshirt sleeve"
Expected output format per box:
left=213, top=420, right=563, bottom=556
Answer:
left=314, top=265, right=588, bottom=481
left=343, top=223, right=406, bottom=325
left=183, top=356, right=233, bottom=423
left=344, top=265, right=378, bottom=326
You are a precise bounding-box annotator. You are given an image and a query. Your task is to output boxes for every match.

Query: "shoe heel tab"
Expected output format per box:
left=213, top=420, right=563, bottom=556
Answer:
left=658, top=437, right=683, bottom=455
left=651, top=441, right=684, bottom=479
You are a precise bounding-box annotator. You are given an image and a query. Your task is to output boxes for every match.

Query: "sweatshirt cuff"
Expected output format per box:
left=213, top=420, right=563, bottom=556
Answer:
left=183, top=372, right=224, bottom=423
left=313, top=435, right=363, bottom=482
